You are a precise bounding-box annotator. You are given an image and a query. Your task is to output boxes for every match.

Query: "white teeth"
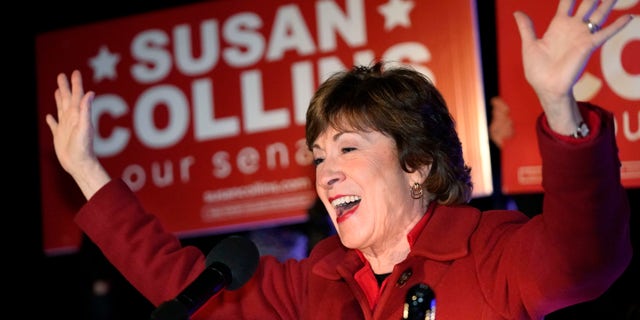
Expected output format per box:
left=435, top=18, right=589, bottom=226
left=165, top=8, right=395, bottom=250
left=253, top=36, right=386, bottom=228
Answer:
left=331, top=196, right=361, bottom=208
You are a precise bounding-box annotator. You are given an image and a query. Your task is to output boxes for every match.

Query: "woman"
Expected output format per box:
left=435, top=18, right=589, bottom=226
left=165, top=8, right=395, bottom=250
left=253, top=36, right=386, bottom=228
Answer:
left=46, top=0, right=633, bottom=319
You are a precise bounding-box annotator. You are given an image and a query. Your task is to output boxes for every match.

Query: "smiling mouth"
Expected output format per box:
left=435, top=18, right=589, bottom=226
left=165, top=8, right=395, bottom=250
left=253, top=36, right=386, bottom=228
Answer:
left=331, top=196, right=361, bottom=218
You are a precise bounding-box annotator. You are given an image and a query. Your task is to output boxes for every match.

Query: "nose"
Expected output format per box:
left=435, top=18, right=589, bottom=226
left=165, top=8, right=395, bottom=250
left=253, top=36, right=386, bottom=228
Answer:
left=316, top=160, right=344, bottom=190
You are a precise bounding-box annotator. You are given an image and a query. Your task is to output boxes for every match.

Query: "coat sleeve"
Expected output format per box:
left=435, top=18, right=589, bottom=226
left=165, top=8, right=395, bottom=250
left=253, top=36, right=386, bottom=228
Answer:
left=75, top=179, right=207, bottom=306
left=75, top=179, right=310, bottom=319
left=473, top=102, right=632, bottom=319
left=535, top=102, right=631, bottom=291
left=510, top=102, right=632, bottom=316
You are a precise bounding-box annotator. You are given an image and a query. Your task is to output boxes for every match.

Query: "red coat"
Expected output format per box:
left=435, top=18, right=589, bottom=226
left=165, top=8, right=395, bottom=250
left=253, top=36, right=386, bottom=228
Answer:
left=75, top=103, right=631, bottom=319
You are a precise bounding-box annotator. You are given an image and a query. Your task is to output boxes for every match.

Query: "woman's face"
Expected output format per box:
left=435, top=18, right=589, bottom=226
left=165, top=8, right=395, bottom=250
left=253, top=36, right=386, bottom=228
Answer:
left=312, top=126, right=426, bottom=252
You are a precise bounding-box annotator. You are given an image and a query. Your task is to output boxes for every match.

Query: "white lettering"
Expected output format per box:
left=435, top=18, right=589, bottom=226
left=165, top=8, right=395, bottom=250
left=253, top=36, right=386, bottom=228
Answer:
left=180, top=156, right=196, bottom=182
left=291, top=61, right=314, bottom=125
left=121, top=156, right=196, bottom=191
left=212, top=151, right=232, bottom=178
left=131, top=30, right=172, bottom=84
left=317, top=0, right=366, bottom=52
left=237, top=147, right=260, bottom=174
left=151, top=160, right=175, bottom=187
left=241, top=70, right=290, bottom=133
left=98, top=54, right=394, bottom=157
left=224, top=13, right=265, bottom=67
left=192, top=78, right=240, bottom=140
left=122, top=164, right=146, bottom=191
left=265, top=142, right=290, bottom=169
left=266, top=4, right=316, bottom=61
left=174, top=20, right=221, bottom=76
left=92, top=94, right=130, bottom=157
left=134, top=85, right=189, bottom=148
left=621, top=110, right=640, bottom=141
left=383, top=42, right=434, bottom=82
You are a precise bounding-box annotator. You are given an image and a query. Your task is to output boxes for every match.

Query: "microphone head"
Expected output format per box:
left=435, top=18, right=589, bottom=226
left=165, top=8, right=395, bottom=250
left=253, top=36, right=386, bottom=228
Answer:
left=205, top=235, right=260, bottom=290
left=403, top=283, right=436, bottom=320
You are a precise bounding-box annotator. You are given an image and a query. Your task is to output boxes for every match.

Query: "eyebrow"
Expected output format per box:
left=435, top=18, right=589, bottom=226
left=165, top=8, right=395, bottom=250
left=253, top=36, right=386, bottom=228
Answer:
left=311, top=131, right=350, bottom=150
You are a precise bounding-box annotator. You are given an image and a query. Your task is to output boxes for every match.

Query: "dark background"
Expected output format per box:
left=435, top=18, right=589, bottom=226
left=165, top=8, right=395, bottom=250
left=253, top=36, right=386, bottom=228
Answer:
left=9, top=1, right=638, bottom=319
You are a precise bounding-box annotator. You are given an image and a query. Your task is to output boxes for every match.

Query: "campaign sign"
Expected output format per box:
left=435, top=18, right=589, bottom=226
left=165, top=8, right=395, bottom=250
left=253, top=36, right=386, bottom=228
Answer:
left=37, top=0, right=490, bottom=255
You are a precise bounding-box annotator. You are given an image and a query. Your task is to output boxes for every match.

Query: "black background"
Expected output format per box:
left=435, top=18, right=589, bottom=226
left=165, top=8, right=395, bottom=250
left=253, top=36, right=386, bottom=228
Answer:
left=9, top=0, right=638, bottom=319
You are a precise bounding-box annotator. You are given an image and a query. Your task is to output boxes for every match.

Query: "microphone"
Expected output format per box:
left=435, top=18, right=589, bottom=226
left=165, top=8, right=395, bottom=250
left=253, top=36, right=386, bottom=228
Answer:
left=403, top=283, right=436, bottom=320
left=150, top=235, right=260, bottom=320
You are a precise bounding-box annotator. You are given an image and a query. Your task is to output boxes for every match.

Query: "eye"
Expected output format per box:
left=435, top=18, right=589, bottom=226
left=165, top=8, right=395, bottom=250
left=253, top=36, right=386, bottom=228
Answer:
left=313, top=157, right=324, bottom=166
left=341, top=147, right=356, bottom=153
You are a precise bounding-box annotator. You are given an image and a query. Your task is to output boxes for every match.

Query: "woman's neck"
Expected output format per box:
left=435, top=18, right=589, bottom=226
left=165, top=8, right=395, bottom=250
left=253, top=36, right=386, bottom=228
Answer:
left=362, top=238, right=411, bottom=274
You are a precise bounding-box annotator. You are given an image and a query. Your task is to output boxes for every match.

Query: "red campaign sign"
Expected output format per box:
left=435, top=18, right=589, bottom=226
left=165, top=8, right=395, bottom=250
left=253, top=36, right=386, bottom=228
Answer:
left=37, top=0, right=489, bottom=255
left=496, top=0, right=640, bottom=194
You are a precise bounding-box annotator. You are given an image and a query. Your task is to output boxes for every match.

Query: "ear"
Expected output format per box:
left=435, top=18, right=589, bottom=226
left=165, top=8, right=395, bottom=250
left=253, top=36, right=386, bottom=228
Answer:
left=409, top=163, right=431, bottom=184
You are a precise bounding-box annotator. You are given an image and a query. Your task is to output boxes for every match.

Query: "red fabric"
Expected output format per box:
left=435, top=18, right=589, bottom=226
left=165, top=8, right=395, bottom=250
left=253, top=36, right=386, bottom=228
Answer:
left=540, top=102, right=601, bottom=143
left=352, top=201, right=435, bottom=309
left=75, top=103, right=631, bottom=320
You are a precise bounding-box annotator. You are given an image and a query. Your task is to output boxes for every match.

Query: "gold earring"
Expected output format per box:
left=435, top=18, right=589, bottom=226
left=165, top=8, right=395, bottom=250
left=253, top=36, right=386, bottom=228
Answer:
left=410, top=182, right=423, bottom=199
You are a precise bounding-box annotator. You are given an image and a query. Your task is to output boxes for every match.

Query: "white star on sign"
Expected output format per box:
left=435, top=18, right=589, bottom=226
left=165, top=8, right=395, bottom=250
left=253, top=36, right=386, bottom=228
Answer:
left=88, top=45, right=121, bottom=82
left=378, top=0, right=415, bottom=31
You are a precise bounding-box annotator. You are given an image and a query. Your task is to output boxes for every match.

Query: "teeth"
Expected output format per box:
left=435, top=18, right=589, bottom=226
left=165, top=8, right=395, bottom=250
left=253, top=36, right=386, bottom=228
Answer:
left=331, top=196, right=361, bottom=208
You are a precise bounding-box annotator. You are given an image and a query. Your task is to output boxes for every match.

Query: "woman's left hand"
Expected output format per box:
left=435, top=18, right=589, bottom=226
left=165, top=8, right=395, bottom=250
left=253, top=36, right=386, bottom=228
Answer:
left=513, top=0, right=633, bottom=134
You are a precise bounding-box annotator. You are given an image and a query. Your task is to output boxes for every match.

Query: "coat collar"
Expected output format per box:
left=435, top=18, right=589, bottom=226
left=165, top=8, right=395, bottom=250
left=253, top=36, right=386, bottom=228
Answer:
left=311, top=204, right=482, bottom=279
left=410, top=204, right=481, bottom=260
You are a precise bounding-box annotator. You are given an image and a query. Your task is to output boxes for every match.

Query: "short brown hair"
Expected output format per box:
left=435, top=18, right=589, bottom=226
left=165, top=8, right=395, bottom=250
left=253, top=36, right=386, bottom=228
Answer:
left=305, top=61, right=472, bottom=205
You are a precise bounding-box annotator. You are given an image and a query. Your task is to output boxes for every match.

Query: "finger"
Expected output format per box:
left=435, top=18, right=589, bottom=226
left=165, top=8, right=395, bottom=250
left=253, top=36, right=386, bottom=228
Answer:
left=57, top=73, right=71, bottom=98
left=70, top=70, right=85, bottom=108
left=54, top=88, right=62, bottom=111
left=77, top=91, right=95, bottom=132
left=575, top=0, right=599, bottom=20
left=592, top=14, right=634, bottom=46
left=584, top=0, right=617, bottom=26
left=80, top=91, right=95, bottom=115
left=45, top=113, right=58, bottom=133
left=513, top=11, right=536, bottom=43
left=71, top=70, right=84, bottom=95
left=56, top=72, right=74, bottom=117
left=555, top=0, right=574, bottom=17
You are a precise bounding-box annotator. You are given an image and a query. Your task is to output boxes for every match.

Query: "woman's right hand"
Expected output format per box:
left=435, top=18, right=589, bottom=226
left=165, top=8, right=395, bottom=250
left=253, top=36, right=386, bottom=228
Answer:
left=45, top=70, right=111, bottom=200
